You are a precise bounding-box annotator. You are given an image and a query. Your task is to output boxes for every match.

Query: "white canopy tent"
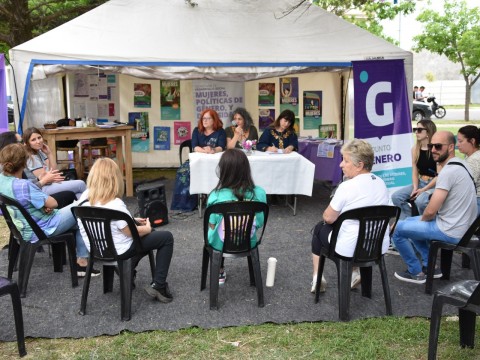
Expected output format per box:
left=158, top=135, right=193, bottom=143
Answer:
left=9, top=0, right=412, bottom=131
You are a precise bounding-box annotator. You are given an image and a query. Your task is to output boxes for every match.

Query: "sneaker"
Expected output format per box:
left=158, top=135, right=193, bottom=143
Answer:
left=144, top=282, right=173, bottom=303
left=423, top=266, right=443, bottom=279
left=76, top=264, right=101, bottom=277
left=219, top=270, right=227, bottom=285
left=311, top=274, right=327, bottom=293
left=394, top=270, right=426, bottom=284
left=351, top=268, right=361, bottom=289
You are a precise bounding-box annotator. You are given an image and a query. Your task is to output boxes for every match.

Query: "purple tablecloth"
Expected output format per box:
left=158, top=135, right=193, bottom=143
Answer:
left=298, top=140, right=343, bottom=185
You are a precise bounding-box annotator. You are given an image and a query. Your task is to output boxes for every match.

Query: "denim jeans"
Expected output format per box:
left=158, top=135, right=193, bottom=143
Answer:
left=50, top=202, right=88, bottom=258
left=391, top=179, right=433, bottom=220
left=392, top=216, right=459, bottom=275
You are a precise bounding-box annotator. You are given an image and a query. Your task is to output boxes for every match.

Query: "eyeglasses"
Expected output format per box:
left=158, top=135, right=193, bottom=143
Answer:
left=202, top=117, right=213, bottom=121
left=412, top=128, right=427, bottom=133
left=427, top=143, right=450, bottom=151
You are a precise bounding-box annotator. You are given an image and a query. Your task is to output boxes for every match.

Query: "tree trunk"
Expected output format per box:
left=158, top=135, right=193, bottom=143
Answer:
left=465, top=82, right=471, bottom=122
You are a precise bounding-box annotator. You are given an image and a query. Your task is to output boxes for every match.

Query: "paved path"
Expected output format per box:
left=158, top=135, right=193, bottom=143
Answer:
left=440, top=108, right=480, bottom=121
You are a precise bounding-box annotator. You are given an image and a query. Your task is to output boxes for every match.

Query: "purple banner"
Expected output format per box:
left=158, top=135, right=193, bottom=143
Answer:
left=353, top=60, right=411, bottom=139
left=0, top=54, right=8, bottom=133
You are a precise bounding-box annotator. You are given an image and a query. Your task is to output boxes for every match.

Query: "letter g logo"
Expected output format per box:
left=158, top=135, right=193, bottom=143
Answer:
left=365, top=81, right=394, bottom=127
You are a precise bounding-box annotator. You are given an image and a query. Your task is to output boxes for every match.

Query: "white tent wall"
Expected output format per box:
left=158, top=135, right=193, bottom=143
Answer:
left=9, top=0, right=412, bottom=166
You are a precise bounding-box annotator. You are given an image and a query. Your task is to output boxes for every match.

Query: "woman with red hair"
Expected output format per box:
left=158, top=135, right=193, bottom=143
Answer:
left=192, top=109, right=226, bottom=154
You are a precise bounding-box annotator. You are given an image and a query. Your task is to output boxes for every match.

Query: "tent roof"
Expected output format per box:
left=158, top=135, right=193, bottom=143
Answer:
left=11, top=0, right=411, bottom=73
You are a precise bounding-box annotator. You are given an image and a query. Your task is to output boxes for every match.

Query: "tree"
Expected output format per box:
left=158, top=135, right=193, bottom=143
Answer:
left=0, top=0, right=107, bottom=55
left=413, top=0, right=480, bottom=121
left=283, top=0, right=416, bottom=45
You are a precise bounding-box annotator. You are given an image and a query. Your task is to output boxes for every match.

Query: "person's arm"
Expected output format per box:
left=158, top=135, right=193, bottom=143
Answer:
left=257, top=130, right=276, bottom=152
left=226, top=126, right=242, bottom=149
left=215, top=129, right=227, bottom=152
left=421, top=188, right=448, bottom=221
left=120, top=217, right=152, bottom=238
left=283, top=133, right=298, bottom=154
left=411, top=147, right=419, bottom=191
left=41, top=144, right=57, bottom=170
left=323, top=204, right=340, bottom=224
left=191, top=128, right=204, bottom=153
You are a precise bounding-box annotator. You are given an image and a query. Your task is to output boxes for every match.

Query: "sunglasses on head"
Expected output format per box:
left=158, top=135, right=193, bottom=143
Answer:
left=427, top=143, right=449, bottom=151
left=412, top=128, right=427, bottom=133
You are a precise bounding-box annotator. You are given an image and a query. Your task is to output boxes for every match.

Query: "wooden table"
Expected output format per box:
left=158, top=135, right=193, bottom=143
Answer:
left=40, top=125, right=134, bottom=196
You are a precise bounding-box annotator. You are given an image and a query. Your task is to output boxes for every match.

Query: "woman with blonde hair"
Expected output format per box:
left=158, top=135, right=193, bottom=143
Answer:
left=391, top=120, right=437, bottom=219
left=77, top=158, right=175, bottom=303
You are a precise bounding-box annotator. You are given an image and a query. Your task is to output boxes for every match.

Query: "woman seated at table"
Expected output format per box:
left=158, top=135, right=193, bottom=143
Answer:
left=207, top=148, right=267, bottom=284
left=225, top=107, right=258, bottom=149
left=0, top=143, right=92, bottom=275
left=0, top=131, right=76, bottom=209
left=257, top=109, right=298, bottom=154
left=192, top=109, right=226, bottom=154
left=310, top=139, right=391, bottom=293
left=23, top=127, right=86, bottom=199
left=77, top=158, right=174, bottom=303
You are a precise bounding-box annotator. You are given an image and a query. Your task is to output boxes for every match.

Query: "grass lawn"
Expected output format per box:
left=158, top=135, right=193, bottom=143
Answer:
left=1, top=123, right=480, bottom=359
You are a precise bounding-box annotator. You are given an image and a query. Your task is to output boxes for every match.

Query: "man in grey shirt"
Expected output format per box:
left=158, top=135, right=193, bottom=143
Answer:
left=393, top=131, right=477, bottom=284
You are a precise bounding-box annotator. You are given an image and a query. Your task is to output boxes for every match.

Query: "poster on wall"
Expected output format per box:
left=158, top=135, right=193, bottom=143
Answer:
left=193, top=80, right=244, bottom=126
left=259, top=109, right=275, bottom=131
left=174, top=121, right=191, bottom=145
left=303, top=91, right=323, bottom=129
left=154, top=126, right=171, bottom=150
left=352, top=59, right=413, bottom=195
left=133, top=83, right=152, bottom=108
left=318, top=124, right=337, bottom=138
left=279, top=77, right=299, bottom=115
left=258, top=83, right=275, bottom=107
left=294, top=117, right=300, bottom=135
left=160, top=80, right=180, bottom=120
left=128, top=112, right=150, bottom=152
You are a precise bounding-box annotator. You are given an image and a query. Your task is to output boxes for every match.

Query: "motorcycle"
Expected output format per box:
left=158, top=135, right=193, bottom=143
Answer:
left=427, top=96, right=446, bottom=119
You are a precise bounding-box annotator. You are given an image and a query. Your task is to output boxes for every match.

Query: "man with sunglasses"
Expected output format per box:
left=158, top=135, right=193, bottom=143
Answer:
left=392, top=131, right=477, bottom=284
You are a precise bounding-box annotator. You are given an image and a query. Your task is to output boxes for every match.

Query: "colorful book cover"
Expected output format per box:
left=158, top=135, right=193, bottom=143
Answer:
left=154, top=126, right=170, bottom=150
left=160, top=80, right=180, bottom=120
left=279, top=77, right=299, bottom=115
left=128, top=111, right=150, bottom=152
left=258, top=83, right=275, bottom=107
left=303, top=91, right=323, bottom=129
left=318, top=124, right=337, bottom=139
left=133, top=83, right=152, bottom=108
left=174, top=121, right=191, bottom=145
left=259, top=109, right=275, bottom=131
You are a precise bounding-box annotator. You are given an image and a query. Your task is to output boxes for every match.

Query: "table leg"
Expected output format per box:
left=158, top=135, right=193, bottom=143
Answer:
left=123, top=130, right=133, bottom=197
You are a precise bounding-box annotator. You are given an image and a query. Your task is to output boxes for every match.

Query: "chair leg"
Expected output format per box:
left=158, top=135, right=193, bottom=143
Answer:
left=359, top=266, right=372, bottom=298
left=65, top=238, right=78, bottom=288
left=428, top=294, right=444, bottom=360
left=118, top=259, right=133, bottom=321
left=468, top=249, right=480, bottom=280
left=338, top=260, right=352, bottom=321
left=103, top=266, right=115, bottom=293
left=459, top=308, right=476, bottom=348
left=247, top=256, right=255, bottom=286
left=462, top=253, right=471, bottom=269
left=79, top=259, right=94, bottom=316
left=378, top=258, right=393, bottom=316
left=9, top=282, right=27, bottom=357
left=17, top=243, right=38, bottom=298
left=314, top=255, right=326, bottom=303
left=51, top=242, right=65, bottom=272
left=426, top=244, right=440, bottom=295
left=148, top=251, right=155, bottom=282
left=250, top=248, right=264, bottom=308
left=209, top=251, right=222, bottom=310
left=440, top=248, right=453, bottom=280
left=8, top=237, right=20, bottom=280
left=200, top=248, right=210, bottom=291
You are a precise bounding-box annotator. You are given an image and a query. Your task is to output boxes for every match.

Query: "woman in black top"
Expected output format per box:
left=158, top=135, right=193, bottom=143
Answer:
left=392, top=120, right=437, bottom=219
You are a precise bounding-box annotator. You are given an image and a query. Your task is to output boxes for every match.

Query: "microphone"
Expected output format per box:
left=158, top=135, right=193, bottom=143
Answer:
left=232, top=120, right=237, bottom=127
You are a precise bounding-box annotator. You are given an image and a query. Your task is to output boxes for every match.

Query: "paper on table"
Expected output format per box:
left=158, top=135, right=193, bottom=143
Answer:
left=266, top=149, right=284, bottom=154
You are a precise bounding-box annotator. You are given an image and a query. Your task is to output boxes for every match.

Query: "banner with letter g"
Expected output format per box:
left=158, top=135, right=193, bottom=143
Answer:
left=352, top=59, right=412, bottom=195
